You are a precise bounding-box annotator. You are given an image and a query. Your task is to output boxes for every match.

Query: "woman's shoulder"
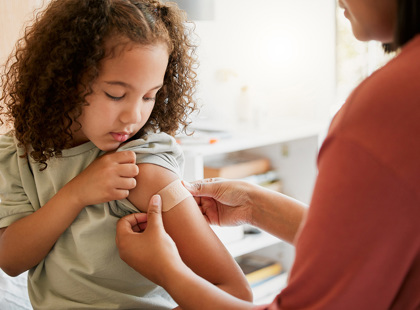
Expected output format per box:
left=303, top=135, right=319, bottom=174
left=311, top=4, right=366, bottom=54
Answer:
left=322, top=39, right=420, bottom=185
left=360, top=35, right=420, bottom=100
left=331, top=36, right=420, bottom=135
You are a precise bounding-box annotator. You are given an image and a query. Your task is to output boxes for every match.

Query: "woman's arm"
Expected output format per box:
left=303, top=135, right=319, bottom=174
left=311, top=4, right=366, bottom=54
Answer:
left=117, top=196, right=255, bottom=310
left=250, top=185, right=308, bottom=243
left=127, top=164, right=253, bottom=302
left=0, top=151, right=138, bottom=276
left=185, top=179, right=307, bottom=244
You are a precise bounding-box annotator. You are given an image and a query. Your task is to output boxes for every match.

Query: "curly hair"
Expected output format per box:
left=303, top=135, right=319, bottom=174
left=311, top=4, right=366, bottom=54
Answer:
left=0, top=0, right=198, bottom=168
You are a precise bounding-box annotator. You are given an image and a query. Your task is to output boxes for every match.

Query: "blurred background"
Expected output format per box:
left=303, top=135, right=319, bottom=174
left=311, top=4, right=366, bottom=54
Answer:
left=0, top=0, right=393, bottom=134
left=168, top=0, right=393, bottom=133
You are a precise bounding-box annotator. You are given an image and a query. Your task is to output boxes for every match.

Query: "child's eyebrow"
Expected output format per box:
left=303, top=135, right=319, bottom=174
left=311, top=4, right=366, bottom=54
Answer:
left=104, top=81, right=163, bottom=91
left=104, top=81, right=134, bottom=89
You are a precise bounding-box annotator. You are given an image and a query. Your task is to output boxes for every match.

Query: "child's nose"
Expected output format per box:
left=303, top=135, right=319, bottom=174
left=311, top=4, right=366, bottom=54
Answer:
left=120, top=102, right=142, bottom=124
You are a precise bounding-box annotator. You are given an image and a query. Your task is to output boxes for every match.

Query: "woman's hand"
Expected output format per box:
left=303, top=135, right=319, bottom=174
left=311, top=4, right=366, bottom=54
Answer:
left=183, top=179, right=255, bottom=227
left=68, top=151, right=139, bottom=207
left=116, top=195, right=186, bottom=287
left=116, top=195, right=255, bottom=310
left=184, top=178, right=307, bottom=244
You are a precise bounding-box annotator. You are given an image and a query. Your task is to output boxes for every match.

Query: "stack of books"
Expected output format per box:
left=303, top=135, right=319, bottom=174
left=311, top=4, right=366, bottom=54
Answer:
left=203, top=153, right=283, bottom=192
left=241, top=170, right=283, bottom=192
left=236, top=254, right=286, bottom=302
left=204, top=154, right=271, bottom=179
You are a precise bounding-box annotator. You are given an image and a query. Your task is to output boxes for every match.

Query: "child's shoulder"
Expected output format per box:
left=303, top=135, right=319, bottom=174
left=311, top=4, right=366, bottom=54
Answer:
left=118, top=132, right=182, bottom=159
left=0, top=131, right=15, bottom=142
left=118, top=132, right=184, bottom=180
left=0, top=133, right=25, bottom=179
left=119, top=132, right=179, bottom=153
left=0, top=132, right=20, bottom=158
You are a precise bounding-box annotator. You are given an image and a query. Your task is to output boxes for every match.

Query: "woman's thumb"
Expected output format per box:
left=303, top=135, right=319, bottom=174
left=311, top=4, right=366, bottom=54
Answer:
left=182, top=180, right=212, bottom=197
left=147, top=195, right=163, bottom=228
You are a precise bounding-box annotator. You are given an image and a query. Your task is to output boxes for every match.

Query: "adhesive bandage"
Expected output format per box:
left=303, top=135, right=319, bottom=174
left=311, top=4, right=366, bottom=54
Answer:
left=157, top=179, right=192, bottom=212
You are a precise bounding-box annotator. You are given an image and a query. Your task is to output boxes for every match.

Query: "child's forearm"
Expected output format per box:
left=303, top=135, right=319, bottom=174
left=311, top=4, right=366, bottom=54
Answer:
left=165, top=265, right=254, bottom=310
left=214, top=282, right=253, bottom=303
left=0, top=184, right=85, bottom=276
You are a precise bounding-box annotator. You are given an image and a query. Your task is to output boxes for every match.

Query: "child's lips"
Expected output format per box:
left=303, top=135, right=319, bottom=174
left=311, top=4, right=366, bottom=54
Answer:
left=111, top=132, right=130, bottom=142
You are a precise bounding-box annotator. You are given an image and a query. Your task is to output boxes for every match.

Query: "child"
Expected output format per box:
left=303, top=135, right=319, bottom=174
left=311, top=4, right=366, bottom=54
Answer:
left=0, top=0, right=252, bottom=309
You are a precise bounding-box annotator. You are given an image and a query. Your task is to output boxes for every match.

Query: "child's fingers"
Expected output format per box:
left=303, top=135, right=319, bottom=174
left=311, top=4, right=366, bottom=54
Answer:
left=113, top=150, right=137, bottom=164
left=117, top=163, right=139, bottom=178
left=116, top=177, right=137, bottom=191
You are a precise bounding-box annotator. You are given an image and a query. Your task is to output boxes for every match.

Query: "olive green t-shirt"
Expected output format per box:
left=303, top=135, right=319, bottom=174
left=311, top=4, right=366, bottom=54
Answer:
left=0, top=132, right=183, bottom=309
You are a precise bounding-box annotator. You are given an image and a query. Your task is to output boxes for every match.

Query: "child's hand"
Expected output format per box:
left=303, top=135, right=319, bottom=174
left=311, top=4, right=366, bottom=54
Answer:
left=68, top=151, right=139, bottom=206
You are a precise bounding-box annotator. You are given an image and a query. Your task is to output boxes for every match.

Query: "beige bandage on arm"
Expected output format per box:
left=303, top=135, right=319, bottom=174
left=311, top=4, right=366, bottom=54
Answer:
left=157, top=179, right=192, bottom=212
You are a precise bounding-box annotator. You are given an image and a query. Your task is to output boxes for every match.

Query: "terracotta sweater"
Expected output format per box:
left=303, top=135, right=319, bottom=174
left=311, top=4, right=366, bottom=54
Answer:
left=256, top=35, right=420, bottom=309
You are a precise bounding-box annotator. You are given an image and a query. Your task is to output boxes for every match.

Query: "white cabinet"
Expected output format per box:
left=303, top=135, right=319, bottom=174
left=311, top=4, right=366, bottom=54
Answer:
left=181, top=121, right=320, bottom=203
left=180, top=120, right=322, bottom=303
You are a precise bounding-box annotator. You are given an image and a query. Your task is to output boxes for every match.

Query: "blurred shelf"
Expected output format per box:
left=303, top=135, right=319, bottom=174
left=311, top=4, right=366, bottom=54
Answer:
left=226, top=231, right=281, bottom=258
left=181, top=120, right=322, bottom=157
left=252, top=272, right=288, bottom=305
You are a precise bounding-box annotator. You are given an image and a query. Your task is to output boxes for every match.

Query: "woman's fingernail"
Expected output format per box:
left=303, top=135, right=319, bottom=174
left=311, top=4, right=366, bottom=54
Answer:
left=181, top=180, right=192, bottom=189
left=152, top=194, right=161, bottom=205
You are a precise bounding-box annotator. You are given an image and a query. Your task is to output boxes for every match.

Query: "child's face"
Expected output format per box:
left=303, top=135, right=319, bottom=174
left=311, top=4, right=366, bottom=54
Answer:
left=72, top=42, right=169, bottom=151
left=338, top=0, right=396, bottom=43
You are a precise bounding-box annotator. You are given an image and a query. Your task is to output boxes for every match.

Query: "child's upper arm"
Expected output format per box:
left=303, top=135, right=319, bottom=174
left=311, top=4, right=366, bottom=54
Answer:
left=127, top=163, right=250, bottom=296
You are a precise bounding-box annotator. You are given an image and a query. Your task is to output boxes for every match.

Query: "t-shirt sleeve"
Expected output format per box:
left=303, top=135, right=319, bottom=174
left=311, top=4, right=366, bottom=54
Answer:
left=117, top=132, right=184, bottom=177
left=111, top=132, right=185, bottom=216
left=0, top=135, right=35, bottom=228
left=275, top=136, right=419, bottom=309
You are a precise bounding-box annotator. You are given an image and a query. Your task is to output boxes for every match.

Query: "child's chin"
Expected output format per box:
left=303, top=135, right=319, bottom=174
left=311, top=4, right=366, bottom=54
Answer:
left=96, top=143, right=121, bottom=152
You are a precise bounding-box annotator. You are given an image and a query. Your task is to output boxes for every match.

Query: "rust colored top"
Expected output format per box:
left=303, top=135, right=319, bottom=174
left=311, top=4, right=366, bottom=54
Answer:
left=256, top=35, right=420, bottom=309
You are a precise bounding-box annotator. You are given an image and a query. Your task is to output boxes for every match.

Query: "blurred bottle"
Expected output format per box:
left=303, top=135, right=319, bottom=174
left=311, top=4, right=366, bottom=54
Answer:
left=236, top=85, right=253, bottom=124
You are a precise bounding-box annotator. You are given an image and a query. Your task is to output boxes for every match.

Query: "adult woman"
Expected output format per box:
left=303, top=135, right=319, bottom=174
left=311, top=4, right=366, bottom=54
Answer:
left=116, top=0, right=420, bottom=308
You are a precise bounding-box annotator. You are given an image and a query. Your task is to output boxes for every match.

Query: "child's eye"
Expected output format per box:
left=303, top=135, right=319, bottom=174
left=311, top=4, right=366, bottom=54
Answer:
left=143, top=97, right=156, bottom=102
left=105, top=92, right=125, bottom=101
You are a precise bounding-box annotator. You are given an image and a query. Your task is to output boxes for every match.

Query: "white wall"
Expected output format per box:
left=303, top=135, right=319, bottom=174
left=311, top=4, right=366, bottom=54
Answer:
left=0, top=0, right=337, bottom=132
left=0, top=0, right=47, bottom=134
left=190, top=0, right=336, bottom=130
left=0, top=0, right=46, bottom=66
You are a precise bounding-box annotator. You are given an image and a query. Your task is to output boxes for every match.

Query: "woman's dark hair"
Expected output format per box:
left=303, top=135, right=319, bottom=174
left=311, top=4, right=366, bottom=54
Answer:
left=0, top=0, right=198, bottom=168
left=384, top=0, right=420, bottom=52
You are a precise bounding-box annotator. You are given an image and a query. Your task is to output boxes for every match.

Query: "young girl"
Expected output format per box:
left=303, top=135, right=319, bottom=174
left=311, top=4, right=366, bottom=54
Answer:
left=0, top=0, right=252, bottom=309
